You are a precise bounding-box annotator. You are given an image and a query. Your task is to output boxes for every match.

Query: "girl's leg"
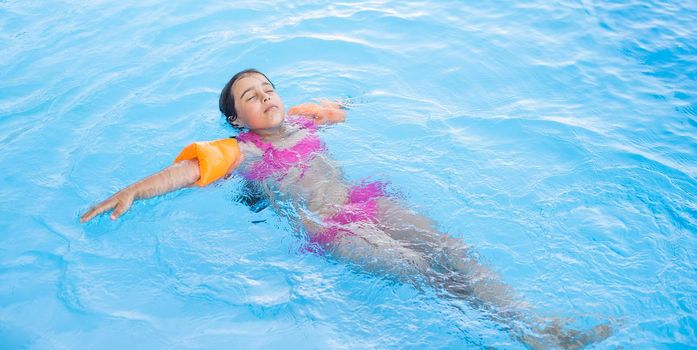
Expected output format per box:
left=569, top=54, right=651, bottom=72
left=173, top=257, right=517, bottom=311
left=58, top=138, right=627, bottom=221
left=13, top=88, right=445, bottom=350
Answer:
left=325, top=222, right=431, bottom=283
left=375, top=198, right=612, bottom=349
left=376, top=198, right=518, bottom=310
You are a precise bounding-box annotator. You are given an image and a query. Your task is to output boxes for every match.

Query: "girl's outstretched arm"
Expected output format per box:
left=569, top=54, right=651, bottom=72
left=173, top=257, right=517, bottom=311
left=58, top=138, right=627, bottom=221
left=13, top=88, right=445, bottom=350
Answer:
left=81, top=138, right=242, bottom=223
left=288, top=100, right=346, bottom=125
left=80, top=159, right=200, bottom=223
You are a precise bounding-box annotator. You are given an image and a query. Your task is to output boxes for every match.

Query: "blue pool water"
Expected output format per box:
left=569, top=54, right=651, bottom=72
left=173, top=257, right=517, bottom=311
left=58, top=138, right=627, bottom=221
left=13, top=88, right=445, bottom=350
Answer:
left=1, top=1, right=696, bottom=349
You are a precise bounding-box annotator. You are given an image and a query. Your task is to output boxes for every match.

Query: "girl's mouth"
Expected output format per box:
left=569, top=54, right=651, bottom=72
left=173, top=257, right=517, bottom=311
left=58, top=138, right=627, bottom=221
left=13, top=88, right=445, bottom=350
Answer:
left=264, top=105, right=277, bottom=113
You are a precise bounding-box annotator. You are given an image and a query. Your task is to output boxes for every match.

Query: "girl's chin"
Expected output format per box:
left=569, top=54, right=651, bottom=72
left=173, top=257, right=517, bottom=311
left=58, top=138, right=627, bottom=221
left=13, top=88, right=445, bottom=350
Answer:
left=251, top=115, right=282, bottom=128
left=258, top=116, right=285, bottom=131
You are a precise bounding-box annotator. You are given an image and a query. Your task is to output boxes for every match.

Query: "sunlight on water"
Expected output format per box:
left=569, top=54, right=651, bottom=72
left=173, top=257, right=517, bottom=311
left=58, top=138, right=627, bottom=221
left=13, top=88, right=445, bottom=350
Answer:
left=1, top=0, right=695, bottom=349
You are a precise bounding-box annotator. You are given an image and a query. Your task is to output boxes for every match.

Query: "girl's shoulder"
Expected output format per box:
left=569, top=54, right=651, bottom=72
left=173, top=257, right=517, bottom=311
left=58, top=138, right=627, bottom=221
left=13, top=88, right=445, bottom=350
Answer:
left=233, top=139, right=274, bottom=159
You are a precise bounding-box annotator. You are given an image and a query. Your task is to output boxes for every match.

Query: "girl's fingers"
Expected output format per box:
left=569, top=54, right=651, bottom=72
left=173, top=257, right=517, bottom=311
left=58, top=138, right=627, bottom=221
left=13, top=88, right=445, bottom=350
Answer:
left=80, top=210, right=94, bottom=223
left=110, top=204, right=125, bottom=220
left=80, top=198, right=117, bottom=223
left=110, top=198, right=133, bottom=221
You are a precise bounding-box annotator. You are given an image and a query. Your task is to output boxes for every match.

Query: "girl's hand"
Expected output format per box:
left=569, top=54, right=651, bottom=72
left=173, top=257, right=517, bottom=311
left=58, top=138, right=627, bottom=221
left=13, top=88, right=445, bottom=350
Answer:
left=317, top=100, right=347, bottom=123
left=80, top=189, right=135, bottom=223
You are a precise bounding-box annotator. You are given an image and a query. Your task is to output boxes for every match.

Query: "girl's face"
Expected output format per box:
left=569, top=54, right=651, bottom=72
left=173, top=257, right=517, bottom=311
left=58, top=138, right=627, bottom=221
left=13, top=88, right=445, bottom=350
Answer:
left=231, top=73, right=285, bottom=134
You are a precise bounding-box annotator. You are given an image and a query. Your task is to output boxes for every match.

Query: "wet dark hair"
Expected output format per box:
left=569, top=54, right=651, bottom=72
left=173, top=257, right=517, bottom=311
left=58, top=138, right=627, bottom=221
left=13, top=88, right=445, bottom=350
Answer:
left=219, top=68, right=275, bottom=128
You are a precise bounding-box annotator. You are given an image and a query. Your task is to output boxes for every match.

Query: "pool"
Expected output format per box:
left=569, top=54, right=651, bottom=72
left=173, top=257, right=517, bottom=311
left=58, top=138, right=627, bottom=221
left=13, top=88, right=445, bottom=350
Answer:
left=1, top=0, right=695, bottom=348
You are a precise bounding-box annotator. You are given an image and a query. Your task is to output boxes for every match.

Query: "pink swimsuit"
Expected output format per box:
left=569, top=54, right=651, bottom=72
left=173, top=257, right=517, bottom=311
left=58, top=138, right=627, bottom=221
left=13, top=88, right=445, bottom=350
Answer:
left=309, top=181, right=385, bottom=246
left=237, top=115, right=385, bottom=247
left=236, top=116, right=324, bottom=181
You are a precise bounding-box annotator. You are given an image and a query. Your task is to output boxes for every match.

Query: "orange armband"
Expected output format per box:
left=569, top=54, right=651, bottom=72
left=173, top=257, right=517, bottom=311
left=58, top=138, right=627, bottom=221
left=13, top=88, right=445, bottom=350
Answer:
left=174, top=138, right=241, bottom=186
left=288, top=101, right=346, bottom=123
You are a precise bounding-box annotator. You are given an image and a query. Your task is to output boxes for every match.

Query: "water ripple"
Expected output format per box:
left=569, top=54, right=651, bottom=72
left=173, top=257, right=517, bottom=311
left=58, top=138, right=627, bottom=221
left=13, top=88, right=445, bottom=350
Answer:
left=1, top=0, right=696, bottom=348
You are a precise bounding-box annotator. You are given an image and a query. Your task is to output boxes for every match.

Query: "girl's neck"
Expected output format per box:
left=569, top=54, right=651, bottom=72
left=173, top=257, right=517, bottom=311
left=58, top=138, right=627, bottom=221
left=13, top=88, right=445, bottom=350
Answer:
left=250, top=123, right=287, bottom=143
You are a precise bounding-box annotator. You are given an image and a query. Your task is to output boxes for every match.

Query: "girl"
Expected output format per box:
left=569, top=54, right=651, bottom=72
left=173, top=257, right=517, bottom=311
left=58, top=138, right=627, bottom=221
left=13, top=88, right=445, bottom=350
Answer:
left=81, top=69, right=609, bottom=349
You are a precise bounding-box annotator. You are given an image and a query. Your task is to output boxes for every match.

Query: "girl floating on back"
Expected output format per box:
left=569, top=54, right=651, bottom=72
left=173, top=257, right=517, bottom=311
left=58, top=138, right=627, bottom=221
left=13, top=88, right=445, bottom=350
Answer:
left=81, top=69, right=610, bottom=349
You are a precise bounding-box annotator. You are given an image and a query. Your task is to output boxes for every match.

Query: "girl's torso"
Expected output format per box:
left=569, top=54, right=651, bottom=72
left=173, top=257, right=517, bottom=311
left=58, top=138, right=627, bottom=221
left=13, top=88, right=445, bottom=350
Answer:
left=236, top=116, right=349, bottom=220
